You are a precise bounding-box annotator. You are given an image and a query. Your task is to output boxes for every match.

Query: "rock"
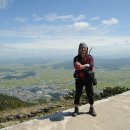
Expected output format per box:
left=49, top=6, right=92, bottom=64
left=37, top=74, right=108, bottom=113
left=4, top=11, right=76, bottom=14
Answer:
left=16, top=114, right=26, bottom=119
left=44, top=108, right=49, bottom=113
left=27, top=114, right=34, bottom=118
left=6, top=115, right=15, bottom=121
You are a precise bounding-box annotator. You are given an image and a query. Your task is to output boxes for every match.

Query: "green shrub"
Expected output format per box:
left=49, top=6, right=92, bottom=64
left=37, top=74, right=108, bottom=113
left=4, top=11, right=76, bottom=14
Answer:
left=63, top=86, right=130, bottom=102
left=100, top=86, right=130, bottom=98
left=0, top=94, right=34, bottom=111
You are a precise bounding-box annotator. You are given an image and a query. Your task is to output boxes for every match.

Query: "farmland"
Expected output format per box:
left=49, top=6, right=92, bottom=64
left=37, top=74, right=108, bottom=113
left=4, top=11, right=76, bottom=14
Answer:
left=0, top=62, right=130, bottom=90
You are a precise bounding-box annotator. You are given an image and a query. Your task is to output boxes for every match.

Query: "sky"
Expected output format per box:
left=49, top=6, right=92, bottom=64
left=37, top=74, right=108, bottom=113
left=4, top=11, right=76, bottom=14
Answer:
left=0, top=0, right=130, bottom=59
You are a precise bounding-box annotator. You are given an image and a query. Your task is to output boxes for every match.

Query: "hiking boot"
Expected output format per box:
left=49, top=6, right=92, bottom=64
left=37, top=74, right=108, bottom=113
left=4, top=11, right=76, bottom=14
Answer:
left=73, top=107, right=79, bottom=117
left=89, top=107, right=97, bottom=116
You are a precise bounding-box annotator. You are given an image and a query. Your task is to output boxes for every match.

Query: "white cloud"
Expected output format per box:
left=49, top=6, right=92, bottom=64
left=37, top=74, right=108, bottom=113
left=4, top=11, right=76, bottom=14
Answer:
left=102, top=18, right=119, bottom=26
left=14, top=16, right=27, bottom=23
left=0, top=44, right=14, bottom=49
left=73, top=15, right=86, bottom=22
left=1, top=35, right=130, bottom=59
left=32, top=14, right=44, bottom=21
left=73, top=22, right=91, bottom=30
left=0, top=16, right=123, bottom=45
left=90, top=17, right=100, bottom=20
left=0, top=22, right=92, bottom=38
left=0, top=0, right=12, bottom=9
left=4, top=36, right=130, bottom=52
left=45, top=13, right=73, bottom=21
left=45, top=13, right=86, bottom=22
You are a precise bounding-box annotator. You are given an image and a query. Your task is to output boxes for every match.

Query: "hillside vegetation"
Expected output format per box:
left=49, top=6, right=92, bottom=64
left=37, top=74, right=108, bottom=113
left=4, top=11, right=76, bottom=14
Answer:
left=0, top=94, right=34, bottom=111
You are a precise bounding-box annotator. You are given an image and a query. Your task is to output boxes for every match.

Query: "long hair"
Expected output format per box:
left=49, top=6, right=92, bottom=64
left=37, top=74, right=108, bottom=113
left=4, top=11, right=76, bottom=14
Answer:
left=78, top=42, right=88, bottom=54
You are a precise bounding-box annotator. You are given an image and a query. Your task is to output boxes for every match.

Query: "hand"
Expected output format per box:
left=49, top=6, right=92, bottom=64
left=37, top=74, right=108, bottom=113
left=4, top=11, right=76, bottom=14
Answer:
left=85, top=64, right=90, bottom=67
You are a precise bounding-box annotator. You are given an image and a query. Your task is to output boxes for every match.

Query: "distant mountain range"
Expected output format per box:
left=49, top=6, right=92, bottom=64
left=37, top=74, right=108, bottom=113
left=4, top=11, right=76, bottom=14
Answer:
left=95, top=58, right=130, bottom=69
left=1, top=57, right=129, bottom=70
left=52, top=58, right=130, bottom=70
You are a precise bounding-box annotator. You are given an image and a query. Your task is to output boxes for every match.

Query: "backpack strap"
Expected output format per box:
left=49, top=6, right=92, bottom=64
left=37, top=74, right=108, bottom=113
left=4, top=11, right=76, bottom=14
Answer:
left=88, top=54, right=94, bottom=66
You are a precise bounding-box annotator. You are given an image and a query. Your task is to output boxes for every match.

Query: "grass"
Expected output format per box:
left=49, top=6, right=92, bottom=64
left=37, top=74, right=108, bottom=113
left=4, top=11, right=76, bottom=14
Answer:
left=0, top=99, right=74, bottom=128
left=0, top=94, right=34, bottom=111
left=95, top=67, right=130, bottom=88
left=0, top=64, right=74, bottom=89
left=0, top=64, right=130, bottom=89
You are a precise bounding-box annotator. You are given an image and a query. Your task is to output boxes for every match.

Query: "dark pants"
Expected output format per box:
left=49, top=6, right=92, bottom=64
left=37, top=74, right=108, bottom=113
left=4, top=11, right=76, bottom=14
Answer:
left=74, top=78, right=94, bottom=105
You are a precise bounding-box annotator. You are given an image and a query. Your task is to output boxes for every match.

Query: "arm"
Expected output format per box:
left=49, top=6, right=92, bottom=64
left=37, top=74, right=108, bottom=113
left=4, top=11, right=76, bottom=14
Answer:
left=73, top=61, right=90, bottom=70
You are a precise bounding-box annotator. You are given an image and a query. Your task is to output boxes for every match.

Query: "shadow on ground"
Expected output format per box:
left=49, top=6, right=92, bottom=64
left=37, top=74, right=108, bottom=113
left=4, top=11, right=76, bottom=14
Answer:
left=37, top=110, right=92, bottom=122
left=37, top=111, right=73, bottom=122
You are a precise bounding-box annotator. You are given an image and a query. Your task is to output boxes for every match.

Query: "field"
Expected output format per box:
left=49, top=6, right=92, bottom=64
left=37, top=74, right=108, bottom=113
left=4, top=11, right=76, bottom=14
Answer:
left=95, top=67, right=130, bottom=88
left=0, top=64, right=130, bottom=90
left=0, top=64, right=73, bottom=89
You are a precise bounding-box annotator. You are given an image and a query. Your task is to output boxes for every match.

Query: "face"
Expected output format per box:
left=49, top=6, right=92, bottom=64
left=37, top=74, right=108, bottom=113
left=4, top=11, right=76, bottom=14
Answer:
left=80, top=47, right=87, bottom=55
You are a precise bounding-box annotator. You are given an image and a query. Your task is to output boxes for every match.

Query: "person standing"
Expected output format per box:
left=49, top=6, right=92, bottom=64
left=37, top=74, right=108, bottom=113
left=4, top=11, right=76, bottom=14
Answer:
left=73, top=42, right=96, bottom=116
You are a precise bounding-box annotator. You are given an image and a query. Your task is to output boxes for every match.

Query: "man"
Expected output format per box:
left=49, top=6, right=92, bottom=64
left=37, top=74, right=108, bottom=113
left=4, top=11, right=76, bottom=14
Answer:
left=73, top=42, right=96, bottom=116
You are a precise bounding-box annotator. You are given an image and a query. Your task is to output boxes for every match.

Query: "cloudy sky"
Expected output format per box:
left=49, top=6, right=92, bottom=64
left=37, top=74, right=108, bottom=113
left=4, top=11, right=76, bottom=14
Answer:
left=0, top=0, right=130, bottom=58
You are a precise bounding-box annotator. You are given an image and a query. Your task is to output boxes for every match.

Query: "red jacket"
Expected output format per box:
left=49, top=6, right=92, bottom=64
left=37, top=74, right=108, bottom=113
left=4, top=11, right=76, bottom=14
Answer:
left=73, top=54, right=94, bottom=78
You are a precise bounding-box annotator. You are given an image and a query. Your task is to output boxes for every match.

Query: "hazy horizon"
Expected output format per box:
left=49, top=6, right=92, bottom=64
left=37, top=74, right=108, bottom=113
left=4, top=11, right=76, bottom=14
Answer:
left=1, top=47, right=130, bottom=64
